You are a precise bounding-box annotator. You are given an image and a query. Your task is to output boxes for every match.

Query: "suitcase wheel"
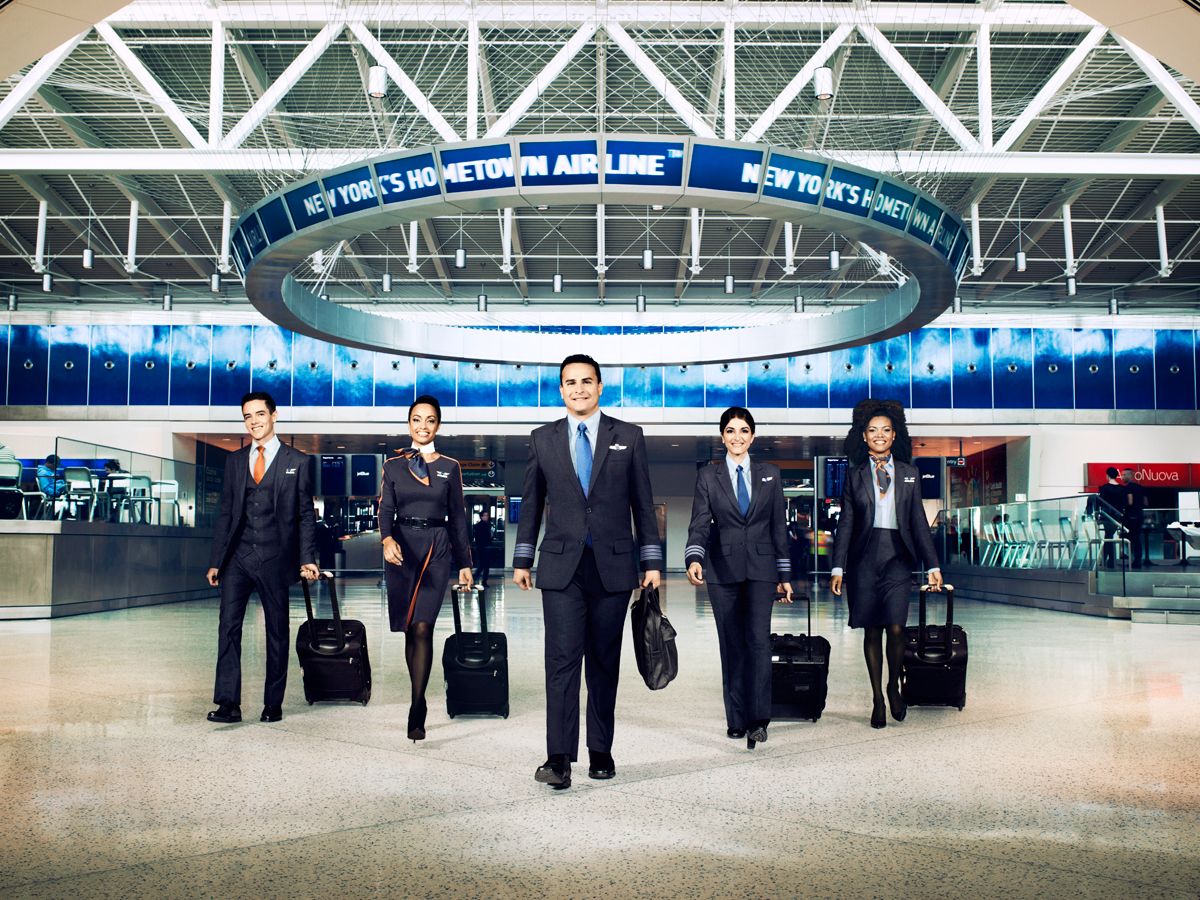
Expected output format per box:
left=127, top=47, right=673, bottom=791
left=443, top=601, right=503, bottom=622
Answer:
left=307, top=700, right=314, bottom=706
left=502, top=706, right=509, bottom=719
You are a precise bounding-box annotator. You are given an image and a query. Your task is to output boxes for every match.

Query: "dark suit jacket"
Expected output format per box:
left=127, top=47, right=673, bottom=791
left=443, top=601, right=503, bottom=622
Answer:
left=513, top=413, right=661, bottom=593
left=831, top=459, right=939, bottom=574
left=208, top=442, right=317, bottom=584
left=685, top=460, right=790, bottom=584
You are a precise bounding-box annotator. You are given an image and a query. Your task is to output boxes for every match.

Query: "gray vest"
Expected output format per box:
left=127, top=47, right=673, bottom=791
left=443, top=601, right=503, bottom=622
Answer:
left=235, top=454, right=282, bottom=562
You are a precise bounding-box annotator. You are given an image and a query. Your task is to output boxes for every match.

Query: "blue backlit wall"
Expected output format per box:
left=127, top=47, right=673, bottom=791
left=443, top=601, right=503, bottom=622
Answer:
left=2, top=323, right=1198, bottom=413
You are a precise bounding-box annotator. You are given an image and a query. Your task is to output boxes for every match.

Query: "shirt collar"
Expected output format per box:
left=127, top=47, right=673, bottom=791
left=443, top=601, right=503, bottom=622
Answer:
left=870, top=454, right=893, bottom=468
left=568, top=409, right=602, bottom=436
left=726, top=453, right=751, bottom=475
left=255, top=434, right=281, bottom=453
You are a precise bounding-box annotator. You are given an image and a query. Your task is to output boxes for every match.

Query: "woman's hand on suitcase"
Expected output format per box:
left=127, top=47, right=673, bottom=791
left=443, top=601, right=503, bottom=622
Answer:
left=830, top=574, right=843, bottom=596
left=300, top=563, right=320, bottom=582
left=458, top=568, right=474, bottom=589
left=686, top=562, right=704, bottom=586
left=926, top=569, right=944, bottom=590
left=776, top=582, right=794, bottom=603
left=382, top=536, right=404, bottom=566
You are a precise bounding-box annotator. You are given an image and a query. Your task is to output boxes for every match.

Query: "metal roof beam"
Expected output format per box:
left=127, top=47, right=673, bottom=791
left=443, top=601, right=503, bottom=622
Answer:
left=1073, top=180, right=1189, bottom=281
left=485, top=22, right=597, bottom=139
left=743, top=25, right=851, bottom=144
left=0, top=30, right=87, bottom=133
left=1115, top=36, right=1200, bottom=137
left=478, top=45, right=529, bottom=298
left=604, top=22, right=717, bottom=139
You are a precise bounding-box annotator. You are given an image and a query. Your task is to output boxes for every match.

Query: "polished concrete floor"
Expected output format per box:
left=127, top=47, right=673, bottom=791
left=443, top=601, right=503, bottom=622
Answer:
left=2, top=574, right=1198, bottom=899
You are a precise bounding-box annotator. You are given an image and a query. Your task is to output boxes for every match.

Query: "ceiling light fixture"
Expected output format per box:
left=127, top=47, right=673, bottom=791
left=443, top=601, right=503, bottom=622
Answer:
left=82, top=247, right=94, bottom=270
left=1066, top=275, right=1077, bottom=297
left=553, top=273, right=563, bottom=293
left=367, top=65, right=387, bottom=98
left=636, top=292, right=647, bottom=312
left=382, top=272, right=393, bottom=293
left=724, top=274, right=735, bottom=294
left=814, top=65, right=834, bottom=101
left=210, top=271, right=221, bottom=292
left=794, top=294, right=804, bottom=313
left=7, top=292, right=16, bottom=311
left=829, top=249, right=840, bottom=270
left=477, top=292, right=487, bottom=312
left=41, top=273, right=52, bottom=293
left=162, top=287, right=173, bottom=311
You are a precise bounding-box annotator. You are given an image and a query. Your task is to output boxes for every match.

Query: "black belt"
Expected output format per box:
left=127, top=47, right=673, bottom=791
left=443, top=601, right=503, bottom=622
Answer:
left=397, top=516, right=447, bottom=529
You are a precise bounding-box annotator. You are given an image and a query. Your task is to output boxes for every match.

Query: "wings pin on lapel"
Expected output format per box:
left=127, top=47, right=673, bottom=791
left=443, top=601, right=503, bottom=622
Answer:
left=608, top=442, right=628, bottom=451
left=761, top=476, right=774, bottom=482
left=285, top=467, right=298, bottom=475
left=903, top=476, right=916, bottom=483
left=436, top=470, right=450, bottom=479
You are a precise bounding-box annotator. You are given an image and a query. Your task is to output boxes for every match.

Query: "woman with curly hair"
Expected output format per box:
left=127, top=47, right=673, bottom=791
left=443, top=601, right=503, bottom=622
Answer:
left=830, top=399, right=943, bottom=728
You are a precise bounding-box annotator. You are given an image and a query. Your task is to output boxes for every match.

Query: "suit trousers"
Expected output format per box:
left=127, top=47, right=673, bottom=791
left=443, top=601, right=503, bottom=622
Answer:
left=213, top=551, right=291, bottom=708
left=706, top=580, right=777, bottom=729
left=541, top=548, right=630, bottom=760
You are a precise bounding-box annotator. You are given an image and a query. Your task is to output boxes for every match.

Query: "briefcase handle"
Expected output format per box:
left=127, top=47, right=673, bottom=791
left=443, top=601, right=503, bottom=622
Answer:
left=301, top=571, right=345, bottom=654
left=450, top=583, right=487, bottom=638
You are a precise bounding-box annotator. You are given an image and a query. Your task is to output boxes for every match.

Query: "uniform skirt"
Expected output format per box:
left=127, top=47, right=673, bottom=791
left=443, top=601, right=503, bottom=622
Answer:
left=384, top=524, right=453, bottom=631
left=845, top=528, right=914, bottom=629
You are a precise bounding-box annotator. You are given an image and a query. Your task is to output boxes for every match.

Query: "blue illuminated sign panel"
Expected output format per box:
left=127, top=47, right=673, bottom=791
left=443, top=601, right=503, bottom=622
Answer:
left=823, top=167, right=877, bottom=217
left=518, top=139, right=600, bottom=187
left=376, top=153, right=440, bottom=204
left=907, top=197, right=942, bottom=244
left=231, top=228, right=251, bottom=273
left=440, top=144, right=516, bottom=193
left=688, top=143, right=764, bottom=194
left=241, top=214, right=268, bottom=257
left=285, top=182, right=329, bottom=230
left=932, top=216, right=961, bottom=259
left=871, top=182, right=916, bottom=231
left=760, top=153, right=826, bottom=205
left=603, top=139, right=684, bottom=186
left=257, top=197, right=293, bottom=243
left=322, top=166, right=381, bottom=216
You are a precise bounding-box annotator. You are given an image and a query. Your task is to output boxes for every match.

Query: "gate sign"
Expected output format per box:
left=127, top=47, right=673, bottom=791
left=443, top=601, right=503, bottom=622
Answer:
left=688, top=142, right=765, bottom=194
left=517, top=138, right=601, bottom=187
left=377, top=152, right=441, bottom=203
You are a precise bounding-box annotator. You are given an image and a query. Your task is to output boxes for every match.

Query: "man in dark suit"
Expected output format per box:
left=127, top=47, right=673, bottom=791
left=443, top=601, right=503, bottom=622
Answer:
left=1095, top=467, right=1125, bottom=568
left=472, top=508, right=493, bottom=588
left=514, top=354, right=662, bottom=790
left=205, top=391, right=319, bottom=724
left=1121, top=467, right=1148, bottom=569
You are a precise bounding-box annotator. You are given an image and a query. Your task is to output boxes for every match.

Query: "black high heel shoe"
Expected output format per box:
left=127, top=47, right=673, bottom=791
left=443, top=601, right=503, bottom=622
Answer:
left=746, top=723, right=768, bottom=750
left=871, top=697, right=886, bottom=729
left=407, top=699, right=427, bottom=742
left=887, top=683, right=907, bottom=722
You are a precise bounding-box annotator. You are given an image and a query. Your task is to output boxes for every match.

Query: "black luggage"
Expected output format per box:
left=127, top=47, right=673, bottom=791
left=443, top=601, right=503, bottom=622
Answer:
left=630, top=586, right=679, bottom=690
left=442, top=585, right=508, bottom=718
left=770, top=590, right=830, bottom=722
left=296, top=572, right=372, bottom=705
left=902, top=584, right=967, bottom=709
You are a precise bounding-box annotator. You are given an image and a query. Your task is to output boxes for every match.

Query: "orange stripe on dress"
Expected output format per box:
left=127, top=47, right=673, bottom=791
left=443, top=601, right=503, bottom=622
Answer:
left=405, top=543, right=435, bottom=629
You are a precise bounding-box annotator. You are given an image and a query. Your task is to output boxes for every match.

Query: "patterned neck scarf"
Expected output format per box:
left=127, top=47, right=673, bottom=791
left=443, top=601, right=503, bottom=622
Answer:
left=398, top=448, right=430, bottom=486
left=872, top=454, right=892, bottom=499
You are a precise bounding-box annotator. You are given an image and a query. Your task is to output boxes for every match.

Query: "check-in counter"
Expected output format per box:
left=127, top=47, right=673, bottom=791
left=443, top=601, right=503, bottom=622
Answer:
left=0, top=520, right=217, bottom=619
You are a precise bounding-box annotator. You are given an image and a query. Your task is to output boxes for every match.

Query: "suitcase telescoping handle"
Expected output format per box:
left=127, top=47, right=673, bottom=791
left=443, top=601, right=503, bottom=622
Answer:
left=301, top=571, right=345, bottom=653
left=450, top=583, right=487, bottom=637
left=918, top=583, right=954, bottom=657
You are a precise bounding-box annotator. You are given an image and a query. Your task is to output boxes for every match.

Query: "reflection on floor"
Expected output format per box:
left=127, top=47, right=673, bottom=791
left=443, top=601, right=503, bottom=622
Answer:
left=2, top=575, right=1198, bottom=898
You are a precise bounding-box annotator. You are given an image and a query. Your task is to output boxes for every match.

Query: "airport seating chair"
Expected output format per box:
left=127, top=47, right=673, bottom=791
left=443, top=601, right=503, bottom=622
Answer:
left=151, top=479, right=181, bottom=526
left=0, top=460, right=35, bottom=520
left=62, top=467, right=97, bottom=520
left=1030, top=517, right=1072, bottom=568
left=1057, top=516, right=1080, bottom=568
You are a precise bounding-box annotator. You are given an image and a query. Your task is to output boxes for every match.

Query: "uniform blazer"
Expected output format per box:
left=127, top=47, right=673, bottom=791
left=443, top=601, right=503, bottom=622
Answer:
left=377, top=453, right=473, bottom=571
left=831, top=459, right=939, bottom=574
left=513, top=413, right=661, bottom=593
left=684, top=460, right=791, bottom=584
left=208, top=442, right=317, bottom=583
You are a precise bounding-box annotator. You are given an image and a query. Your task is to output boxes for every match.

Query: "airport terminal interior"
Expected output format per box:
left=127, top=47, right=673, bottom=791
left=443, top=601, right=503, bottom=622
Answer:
left=1, top=0, right=1199, bottom=895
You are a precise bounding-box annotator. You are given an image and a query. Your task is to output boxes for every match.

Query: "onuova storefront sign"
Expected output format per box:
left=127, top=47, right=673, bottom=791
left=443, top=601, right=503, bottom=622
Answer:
left=1085, top=463, right=1199, bottom=490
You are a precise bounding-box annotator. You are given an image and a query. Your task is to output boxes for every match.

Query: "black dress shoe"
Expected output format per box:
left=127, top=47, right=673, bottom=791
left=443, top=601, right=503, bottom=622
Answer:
left=535, top=755, right=572, bottom=790
left=887, top=683, right=907, bottom=722
left=207, top=703, right=241, bottom=723
left=727, top=728, right=747, bottom=739
left=747, top=723, right=768, bottom=749
left=260, top=706, right=282, bottom=722
left=407, top=699, right=428, bottom=742
left=871, top=698, right=886, bottom=729
left=588, top=750, right=616, bottom=780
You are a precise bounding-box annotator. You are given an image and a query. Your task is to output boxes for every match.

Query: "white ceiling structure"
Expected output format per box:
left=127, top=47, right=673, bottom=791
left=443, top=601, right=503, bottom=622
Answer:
left=0, top=0, right=1197, bottom=315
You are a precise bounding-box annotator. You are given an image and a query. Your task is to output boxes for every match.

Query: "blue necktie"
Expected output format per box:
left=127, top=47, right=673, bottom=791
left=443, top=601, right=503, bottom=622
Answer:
left=576, top=423, right=592, bottom=498
left=736, top=465, right=750, bottom=516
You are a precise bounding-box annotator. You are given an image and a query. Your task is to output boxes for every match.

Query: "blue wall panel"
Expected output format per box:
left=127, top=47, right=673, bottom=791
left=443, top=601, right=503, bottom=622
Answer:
left=374, top=354, right=414, bottom=407
left=665, top=364, right=704, bottom=407
left=829, top=347, right=868, bottom=408
left=128, top=326, right=170, bottom=406
left=48, top=325, right=90, bottom=406
left=599, top=366, right=622, bottom=408
left=1155, top=329, right=1195, bottom=410
left=415, top=358, right=455, bottom=406
left=788, top=354, right=829, bottom=408
left=706, top=362, right=747, bottom=408
left=539, top=366, right=561, bottom=407
left=211, top=325, right=252, bottom=407
left=1072, top=328, right=1113, bottom=409
left=8, top=325, right=49, bottom=406
left=169, top=325, right=212, bottom=406
left=458, top=361, right=499, bottom=407
left=250, top=325, right=293, bottom=405
left=747, top=358, right=787, bottom=408
left=292, top=334, right=333, bottom=406
left=622, top=365, right=663, bottom=407
left=951, top=328, right=991, bottom=409
left=1034, top=329, right=1074, bottom=409
left=910, top=328, right=951, bottom=408
left=869, top=335, right=910, bottom=406
left=1113, top=330, right=1154, bottom=410
left=991, top=328, right=1032, bottom=409
left=333, top=345, right=373, bottom=406
left=0, top=326, right=7, bottom=406
left=89, top=326, right=130, bottom=405
left=498, top=364, right=538, bottom=407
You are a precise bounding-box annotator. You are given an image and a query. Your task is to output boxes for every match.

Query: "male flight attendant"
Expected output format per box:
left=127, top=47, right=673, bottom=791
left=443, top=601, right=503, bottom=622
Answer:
left=514, top=354, right=662, bottom=790
left=206, top=392, right=319, bottom=724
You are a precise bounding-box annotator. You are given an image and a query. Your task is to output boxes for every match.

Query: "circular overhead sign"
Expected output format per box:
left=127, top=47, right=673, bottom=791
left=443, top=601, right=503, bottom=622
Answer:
left=234, top=134, right=968, bottom=365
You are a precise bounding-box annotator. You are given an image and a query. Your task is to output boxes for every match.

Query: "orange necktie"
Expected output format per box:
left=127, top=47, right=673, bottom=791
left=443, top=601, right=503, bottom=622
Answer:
left=253, top=445, right=266, bottom=484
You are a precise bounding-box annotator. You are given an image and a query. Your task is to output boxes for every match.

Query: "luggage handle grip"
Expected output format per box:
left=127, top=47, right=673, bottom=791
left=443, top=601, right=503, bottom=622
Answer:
left=450, top=584, right=488, bottom=654
left=302, top=571, right=346, bottom=654
left=918, top=583, right=954, bottom=657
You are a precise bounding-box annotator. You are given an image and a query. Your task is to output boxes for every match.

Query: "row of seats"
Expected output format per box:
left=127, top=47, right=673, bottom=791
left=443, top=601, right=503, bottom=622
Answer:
left=0, top=461, right=181, bottom=524
left=975, top=516, right=1129, bottom=569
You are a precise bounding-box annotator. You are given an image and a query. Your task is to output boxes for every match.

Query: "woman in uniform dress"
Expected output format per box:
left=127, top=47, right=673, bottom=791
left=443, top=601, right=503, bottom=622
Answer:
left=830, top=400, right=943, bottom=728
left=379, top=394, right=473, bottom=741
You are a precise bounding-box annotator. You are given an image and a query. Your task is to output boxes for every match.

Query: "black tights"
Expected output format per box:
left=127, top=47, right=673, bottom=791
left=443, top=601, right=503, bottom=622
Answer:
left=405, top=621, right=433, bottom=709
left=863, top=625, right=905, bottom=701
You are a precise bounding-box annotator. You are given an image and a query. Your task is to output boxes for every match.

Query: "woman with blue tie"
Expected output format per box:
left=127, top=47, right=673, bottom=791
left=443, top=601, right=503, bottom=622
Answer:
left=686, top=407, right=793, bottom=750
left=379, top=395, right=474, bottom=742
left=830, top=400, right=943, bottom=729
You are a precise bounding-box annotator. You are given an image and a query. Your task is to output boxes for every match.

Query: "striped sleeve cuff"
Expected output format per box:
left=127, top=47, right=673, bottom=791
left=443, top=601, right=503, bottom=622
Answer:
left=513, top=542, right=536, bottom=566
left=776, top=558, right=792, bottom=577
left=639, top=544, right=664, bottom=569
left=684, top=544, right=706, bottom=563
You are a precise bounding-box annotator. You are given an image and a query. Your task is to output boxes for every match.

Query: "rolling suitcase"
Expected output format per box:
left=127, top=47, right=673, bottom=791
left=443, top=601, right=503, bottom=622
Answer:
left=902, top=584, right=967, bottom=710
left=770, top=590, right=830, bottom=722
left=442, top=585, right=509, bottom=718
left=296, top=571, right=372, bottom=705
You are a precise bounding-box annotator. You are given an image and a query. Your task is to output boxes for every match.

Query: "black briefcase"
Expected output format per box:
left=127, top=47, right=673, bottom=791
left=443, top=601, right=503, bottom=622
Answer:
left=770, top=590, right=830, bottom=722
left=902, top=584, right=967, bottom=709
left=296, top=572, right=372, bottom=705
left=442, top=585, right=509, bottom=718
left=631, top=586, right=678, bottom=690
